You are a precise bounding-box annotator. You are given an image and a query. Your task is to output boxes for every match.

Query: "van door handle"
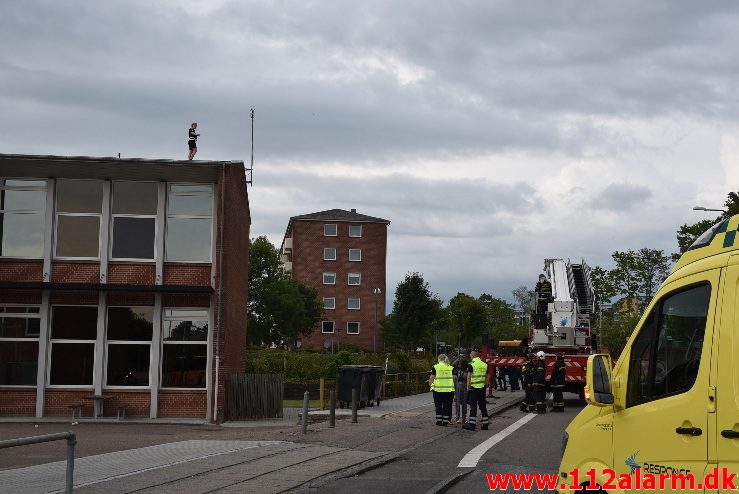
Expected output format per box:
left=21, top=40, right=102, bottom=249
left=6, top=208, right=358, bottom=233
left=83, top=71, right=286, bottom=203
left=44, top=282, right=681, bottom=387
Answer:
left=721, top=430, right=739, bottom=439
left=675, top=427, right=702, bottom=436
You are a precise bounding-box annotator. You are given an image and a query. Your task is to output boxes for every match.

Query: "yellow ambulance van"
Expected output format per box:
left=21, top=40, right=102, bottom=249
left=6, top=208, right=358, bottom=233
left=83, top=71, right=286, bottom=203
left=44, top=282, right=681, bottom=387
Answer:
left=559, top=216, right=739, bottom=493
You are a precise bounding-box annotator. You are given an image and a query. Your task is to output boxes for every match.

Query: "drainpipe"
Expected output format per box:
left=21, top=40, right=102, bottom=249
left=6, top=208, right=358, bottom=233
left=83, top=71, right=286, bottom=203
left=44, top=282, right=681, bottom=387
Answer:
left=213, top=163, right=227, bottom=422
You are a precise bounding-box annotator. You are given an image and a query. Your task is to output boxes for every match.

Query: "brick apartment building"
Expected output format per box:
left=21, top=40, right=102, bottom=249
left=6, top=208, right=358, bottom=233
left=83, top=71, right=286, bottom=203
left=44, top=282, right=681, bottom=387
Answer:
left=0, top=154, right=250, bottom=422
left=280, top=209, right=389, bottom=351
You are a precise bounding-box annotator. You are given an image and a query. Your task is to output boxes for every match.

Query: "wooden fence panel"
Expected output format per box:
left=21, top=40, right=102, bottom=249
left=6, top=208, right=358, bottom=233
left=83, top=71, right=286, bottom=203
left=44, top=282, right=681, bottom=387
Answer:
left=225, top=373, right=283, bottom=420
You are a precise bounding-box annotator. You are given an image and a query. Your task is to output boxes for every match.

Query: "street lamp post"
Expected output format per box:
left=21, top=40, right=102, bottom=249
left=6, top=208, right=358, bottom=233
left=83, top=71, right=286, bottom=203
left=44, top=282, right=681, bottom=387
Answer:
left=373, top=288, right=381, bottom=353
left=693, top=206, right=727, bottom=213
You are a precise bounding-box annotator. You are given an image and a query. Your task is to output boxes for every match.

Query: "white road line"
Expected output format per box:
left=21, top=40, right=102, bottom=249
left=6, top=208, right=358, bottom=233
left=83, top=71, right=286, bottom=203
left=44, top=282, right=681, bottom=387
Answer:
left=457, top=413, right=537, bottom=468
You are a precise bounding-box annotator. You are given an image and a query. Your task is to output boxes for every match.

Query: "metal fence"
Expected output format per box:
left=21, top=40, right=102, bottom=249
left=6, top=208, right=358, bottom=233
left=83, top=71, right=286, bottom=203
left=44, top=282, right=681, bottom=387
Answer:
left=0, top=432, right=76, bottom=493
left=225, top=373, right=283, bottom=420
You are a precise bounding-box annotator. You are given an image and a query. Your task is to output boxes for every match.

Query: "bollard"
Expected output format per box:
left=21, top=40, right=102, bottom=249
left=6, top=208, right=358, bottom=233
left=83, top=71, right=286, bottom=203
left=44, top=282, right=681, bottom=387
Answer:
left=301, top=390, right=309, bottom=434
left=351, top=387, right=358, bottom=423
left=66, top=434, right=76, bottom=494
left=329, top=389, right=336, bottom=428
left=319, top=378, right=325, bottom=410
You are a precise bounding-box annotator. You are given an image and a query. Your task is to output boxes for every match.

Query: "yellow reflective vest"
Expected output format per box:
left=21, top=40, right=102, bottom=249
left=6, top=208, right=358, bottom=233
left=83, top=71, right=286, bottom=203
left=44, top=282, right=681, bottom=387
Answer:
left=470, top=357, right=488, bottom=389
left=432, top=362, right=454, bottom=392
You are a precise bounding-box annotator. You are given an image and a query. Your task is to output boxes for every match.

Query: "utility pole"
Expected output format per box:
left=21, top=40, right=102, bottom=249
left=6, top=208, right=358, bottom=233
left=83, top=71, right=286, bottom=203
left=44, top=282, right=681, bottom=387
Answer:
left=248, top=106, right=255, bottom=185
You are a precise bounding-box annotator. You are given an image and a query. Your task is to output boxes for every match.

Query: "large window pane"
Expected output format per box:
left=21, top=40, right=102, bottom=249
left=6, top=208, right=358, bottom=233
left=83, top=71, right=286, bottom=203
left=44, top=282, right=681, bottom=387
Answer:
left=112, top=182, right=158, bottom=215
left=2, top=180, right=46, bottom=188
left=0, top=316, right=40, bottom=338
left=107, top=307, right=153, bottom=340
left=0, top=341, right=38, bottom=385
left=166, top=217, right=211, bottom=261
left=163, top=320, right=208, bottom=341
left=161, top=345, right=206, bottom=388
left=1, top=189, right=46, bottom=211
left=52, top=306, right=98, bottom=339
left=56, top=215, right=100, bottom=257
left=0, top=212, right=45, bottom=257
left=57, top=180, right=103, bottom=213
left=106, top=344, right=150, bottom=386
left=168, top=194, right=212, bottom=216
left=49, top=343, right=94, bottom=385
left=112, top=217, right=155, bottom=259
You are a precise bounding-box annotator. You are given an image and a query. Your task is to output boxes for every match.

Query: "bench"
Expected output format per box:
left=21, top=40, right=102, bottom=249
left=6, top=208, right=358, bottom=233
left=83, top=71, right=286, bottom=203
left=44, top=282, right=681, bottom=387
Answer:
left=116, top=405, right=126, bottom=420
left=67, top=403, right=82, bottom=420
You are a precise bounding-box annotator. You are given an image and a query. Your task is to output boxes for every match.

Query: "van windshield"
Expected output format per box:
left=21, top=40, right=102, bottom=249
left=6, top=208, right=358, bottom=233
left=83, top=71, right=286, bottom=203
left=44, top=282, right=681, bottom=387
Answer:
left=688, top=218, right=729, bottom=251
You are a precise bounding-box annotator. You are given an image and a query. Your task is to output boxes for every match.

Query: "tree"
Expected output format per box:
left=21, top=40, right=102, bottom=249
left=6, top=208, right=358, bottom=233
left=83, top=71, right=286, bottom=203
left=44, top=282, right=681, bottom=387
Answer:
left=609, top=248, right=671, bottom=313
left=511, top=285, right=535, bottom=315
left=447, top=293, right=487, bottom=349
left=248, top=236, right=286, bottom=345
left=385, top=272, right=441, bottom=351
left=478, top=294, right=524, bottom=344
left=674, top=189, right=739, bottom=259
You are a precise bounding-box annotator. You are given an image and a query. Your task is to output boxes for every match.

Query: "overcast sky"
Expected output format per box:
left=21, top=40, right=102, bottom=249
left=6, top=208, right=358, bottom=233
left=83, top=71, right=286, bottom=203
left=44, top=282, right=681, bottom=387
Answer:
left=3, top=1, right=738, bottom=308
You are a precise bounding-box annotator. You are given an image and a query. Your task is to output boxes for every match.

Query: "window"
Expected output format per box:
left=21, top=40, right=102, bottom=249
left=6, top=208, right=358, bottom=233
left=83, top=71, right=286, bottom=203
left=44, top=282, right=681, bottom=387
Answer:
left=324, top=247, right=336, bottom=261
left=349, top=249, right=362, bottom=261
left=106, top=307, right=153, bottom=387
left=324, top=224, right=337, bottom=236
left=322, top=321, right=335, bottom=334
left=49, top=306, right=98, bottom=386
left=323, top=272, right=336, bottom=285
left=111, top=182, right=157, bottom=260
left=347, top=322, right=360, bottom=334
left=348, top=273, right=361, bottom=285
left=161, top=309, right=208, bottom=388
left=323, top=297, right=335, bottom=310
left=348, top=297, right=361, bottom=310
left=0, top=179, right=46, bottom=258
left=55, top=180, right=103, bottom=258
left=349, top=224, right=362, bottom=237
left=626, top=283, right=711, bottom=408
left=166, top=184, right=213, bottom=262
left=0, top=306, right=40, bottom=386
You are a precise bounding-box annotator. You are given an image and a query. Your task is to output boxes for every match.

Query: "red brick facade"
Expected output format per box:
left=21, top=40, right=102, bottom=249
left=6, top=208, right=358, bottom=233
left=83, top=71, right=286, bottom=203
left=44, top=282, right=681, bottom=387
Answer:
left=0, top=260, right=43, bottom=282
left=158, top=391, right=208, bottom=418
left=108, top=263, right=156, bottom=285
left=0, top=389, right=36, bottom=416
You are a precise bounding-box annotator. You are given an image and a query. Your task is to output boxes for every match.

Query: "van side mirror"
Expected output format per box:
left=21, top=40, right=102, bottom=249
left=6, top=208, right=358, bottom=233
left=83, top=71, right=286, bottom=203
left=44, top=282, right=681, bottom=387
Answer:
left=586, top=354, right=614, bottom=406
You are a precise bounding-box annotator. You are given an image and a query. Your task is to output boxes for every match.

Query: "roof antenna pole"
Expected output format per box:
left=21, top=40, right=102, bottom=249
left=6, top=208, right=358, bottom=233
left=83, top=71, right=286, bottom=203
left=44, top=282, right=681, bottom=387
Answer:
left=248, top=106, right=255, bottom=186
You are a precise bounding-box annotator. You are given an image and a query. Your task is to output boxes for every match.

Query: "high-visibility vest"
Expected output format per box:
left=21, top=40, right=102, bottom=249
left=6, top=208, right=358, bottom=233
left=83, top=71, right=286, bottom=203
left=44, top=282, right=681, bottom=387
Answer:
left=470, top=358, right=488, bottom=389
left=433, top=362, right=454, bottom=392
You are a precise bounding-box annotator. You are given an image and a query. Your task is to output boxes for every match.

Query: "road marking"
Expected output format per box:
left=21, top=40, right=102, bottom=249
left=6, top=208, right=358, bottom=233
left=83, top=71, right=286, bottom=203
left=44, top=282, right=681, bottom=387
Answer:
left=457, top=413, right=537, bottom=468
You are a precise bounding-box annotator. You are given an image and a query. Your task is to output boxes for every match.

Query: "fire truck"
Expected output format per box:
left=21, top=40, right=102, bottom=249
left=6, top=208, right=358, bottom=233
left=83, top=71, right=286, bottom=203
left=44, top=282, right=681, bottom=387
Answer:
left=484, top=258, right=596, bottom=398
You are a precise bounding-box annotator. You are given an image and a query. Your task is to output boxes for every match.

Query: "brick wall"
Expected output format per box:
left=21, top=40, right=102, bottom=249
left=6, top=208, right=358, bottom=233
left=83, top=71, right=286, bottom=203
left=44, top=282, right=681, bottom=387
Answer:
left=108, top=263, right=156, bottom=285
left=163, top=265, right=211, bottom=286
left=44, top=389, right=94, bottom=417
left=99, top=390, right=151, bottom=417
left=52, top=262, right=100, bottom=283
left=162, top=293, right=211, bottom=307
left=0, top=291, right=41, bottom=305
left=107, top=292, right=155, bottom=306
left=292, top=219, right=387, bottom=351
left=50, top=291, right=99, bottom=305
left=158, top=391, right=207, bottom=418
left=0, top=389, right=36, bottom=416
left=0, top=260, right=43, bottom=282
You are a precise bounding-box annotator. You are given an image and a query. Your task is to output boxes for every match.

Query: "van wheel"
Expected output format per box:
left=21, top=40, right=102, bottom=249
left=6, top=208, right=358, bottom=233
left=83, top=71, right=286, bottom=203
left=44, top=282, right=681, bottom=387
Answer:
left=577, top=484, right=605, bottom=493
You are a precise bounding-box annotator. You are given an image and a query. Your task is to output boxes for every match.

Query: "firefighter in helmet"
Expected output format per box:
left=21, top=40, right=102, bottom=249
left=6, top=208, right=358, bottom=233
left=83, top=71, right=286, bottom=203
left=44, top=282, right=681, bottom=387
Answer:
left=534, top=274, right=553, bottom=328
left=533, top=351, right=547, bottom=413
left=520, top=353, right=536, bottom=412
left=550, top=353, right=566, bottom=412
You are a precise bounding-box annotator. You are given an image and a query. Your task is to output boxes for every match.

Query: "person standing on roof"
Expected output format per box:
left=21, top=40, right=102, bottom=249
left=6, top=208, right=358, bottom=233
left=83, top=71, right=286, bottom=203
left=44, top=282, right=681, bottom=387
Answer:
left=429, top=354, right=455, bottom=426
left=188, top=122, right=200, bottom=160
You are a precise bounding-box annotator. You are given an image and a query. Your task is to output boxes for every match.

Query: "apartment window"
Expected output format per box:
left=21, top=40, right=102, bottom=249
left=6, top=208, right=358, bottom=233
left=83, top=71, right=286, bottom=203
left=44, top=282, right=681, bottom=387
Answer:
left=348, top=273, right=361, bottom=285
left=323, top=272, right=336, bottom=285
left=322, top=321, right=335, bottom=334
left=323, top=297, right=336, bottom=310
left=111, top=182, right=157, bottom=260
left=106, top=307, right=153, bottom=387
left=161, top=309, right=208, bottom=388
left=349, top=249, right=362, bottom=261
left=0, top=179, right=46, bottom=258
left=324, top=247, right=336, bottom=261
left=49, top=306, right=98, bottom=386
left=166, top=184, right=213, bottom=262
left=348, top=297, right=361, bottom=310
left=347, top=322, right=360, bottom=334
left=55, top=180, right=103, bottom=258
left=0, top=306, right=40, bottom=386
left=324, top=224, right=337, bottom=236
left=349, top=224, right=362, bottom=237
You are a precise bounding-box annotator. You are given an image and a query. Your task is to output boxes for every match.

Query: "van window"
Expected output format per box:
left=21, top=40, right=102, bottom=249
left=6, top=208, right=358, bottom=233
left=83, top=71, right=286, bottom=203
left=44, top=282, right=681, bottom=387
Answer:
left=626, top=283, right=711, bottom=407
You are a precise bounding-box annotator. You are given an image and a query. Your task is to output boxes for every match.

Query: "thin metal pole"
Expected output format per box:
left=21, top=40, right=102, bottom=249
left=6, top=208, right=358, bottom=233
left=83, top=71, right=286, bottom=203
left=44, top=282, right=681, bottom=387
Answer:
left=66, top=435, right=76, bottom=494
left=249, top=107, right=255, bottom=185
left=351, top=388, right=358, bottom=423
left=301, top=390, right=309, bottom=434
left=329, top=389, right=336, bottom=428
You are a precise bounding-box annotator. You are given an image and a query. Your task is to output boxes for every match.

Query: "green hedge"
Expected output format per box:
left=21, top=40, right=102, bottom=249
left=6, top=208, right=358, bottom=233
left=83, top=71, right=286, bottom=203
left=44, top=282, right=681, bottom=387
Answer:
left=244, top=349, right=432, bottom=383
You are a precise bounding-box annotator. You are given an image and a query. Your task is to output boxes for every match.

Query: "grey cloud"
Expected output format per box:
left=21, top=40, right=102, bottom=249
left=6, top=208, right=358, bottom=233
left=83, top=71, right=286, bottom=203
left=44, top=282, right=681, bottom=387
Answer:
left=591, top=183, right=653, bottom=211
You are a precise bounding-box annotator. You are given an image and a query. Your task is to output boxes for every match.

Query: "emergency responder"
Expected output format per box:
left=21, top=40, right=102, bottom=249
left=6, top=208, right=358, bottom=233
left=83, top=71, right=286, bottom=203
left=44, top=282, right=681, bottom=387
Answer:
left=550, top=353, right=566, bottom=412
left=534, top=274, right=553, bottom=328
left=463, top=350, right=490, bottom=431
left=429, top=354, right=455, bottom=426
left=533, top=351, right=547, bottom=413
left=520, top=353, right=537, bottom=412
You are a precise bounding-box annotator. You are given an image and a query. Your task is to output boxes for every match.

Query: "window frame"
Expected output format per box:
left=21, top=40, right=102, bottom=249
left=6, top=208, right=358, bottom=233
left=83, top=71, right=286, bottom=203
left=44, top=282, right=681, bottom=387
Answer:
left=165, top=183, right=214, bottom=263
left=348, top=273, right=361, bottom=286
left=348, top=297, right=361, bottom=310
left=160, top=308, right=209, bottom=390
left=0, top=305, right=41, bottom=387
left=104, top=306, right=154, bottom=389
left=348, top=249, right=362, bottom=262
left=346, top=321, right=360, bottom=335
left=48, top=304, right=98, bottom=389
left=54, top=179, right=103, bottom=260
left=349, top=224, right=362, bottom=237
left=323, top=247, right=337, bottom=261
left=0, top=179, right=47, bottom=259
left=321, top=321, right=335, bottom=334
left=109, top=181, right=158, bottom=262
left=323, top=272, right=336, bottom=285
left=323, top=297, right=336, bottom=310
left=324, top=224, right=337, bottom=236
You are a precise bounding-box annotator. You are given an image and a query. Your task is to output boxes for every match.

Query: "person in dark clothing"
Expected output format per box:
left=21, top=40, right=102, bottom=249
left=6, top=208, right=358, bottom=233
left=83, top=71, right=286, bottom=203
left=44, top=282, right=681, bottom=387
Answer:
left=550, top=353, right=566, bottom=412
left=520, top=354, right=535, bottom=412
left=496, top=366, right=507, bottom=391
left=534, top=274, right=553, bottom=328
left=188, top=122, right=200, bottom=160
left=508, top=365, right=520, bottom=391
left=453, top=359, right=469, bottom=424
left=533, top=351, right=547, bottom=413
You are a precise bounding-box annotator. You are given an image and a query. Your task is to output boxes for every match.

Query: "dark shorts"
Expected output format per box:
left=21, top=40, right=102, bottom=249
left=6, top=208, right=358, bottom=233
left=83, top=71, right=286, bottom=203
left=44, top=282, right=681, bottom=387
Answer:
left=188, top=140, right=197, bottom=150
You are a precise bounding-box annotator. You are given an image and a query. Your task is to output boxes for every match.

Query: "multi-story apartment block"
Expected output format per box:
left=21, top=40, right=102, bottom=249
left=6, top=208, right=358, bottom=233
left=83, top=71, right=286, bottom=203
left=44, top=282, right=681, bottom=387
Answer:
left=0, top=154, right=250, bottom=422
left=280, top=209, right=389, bottom=351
